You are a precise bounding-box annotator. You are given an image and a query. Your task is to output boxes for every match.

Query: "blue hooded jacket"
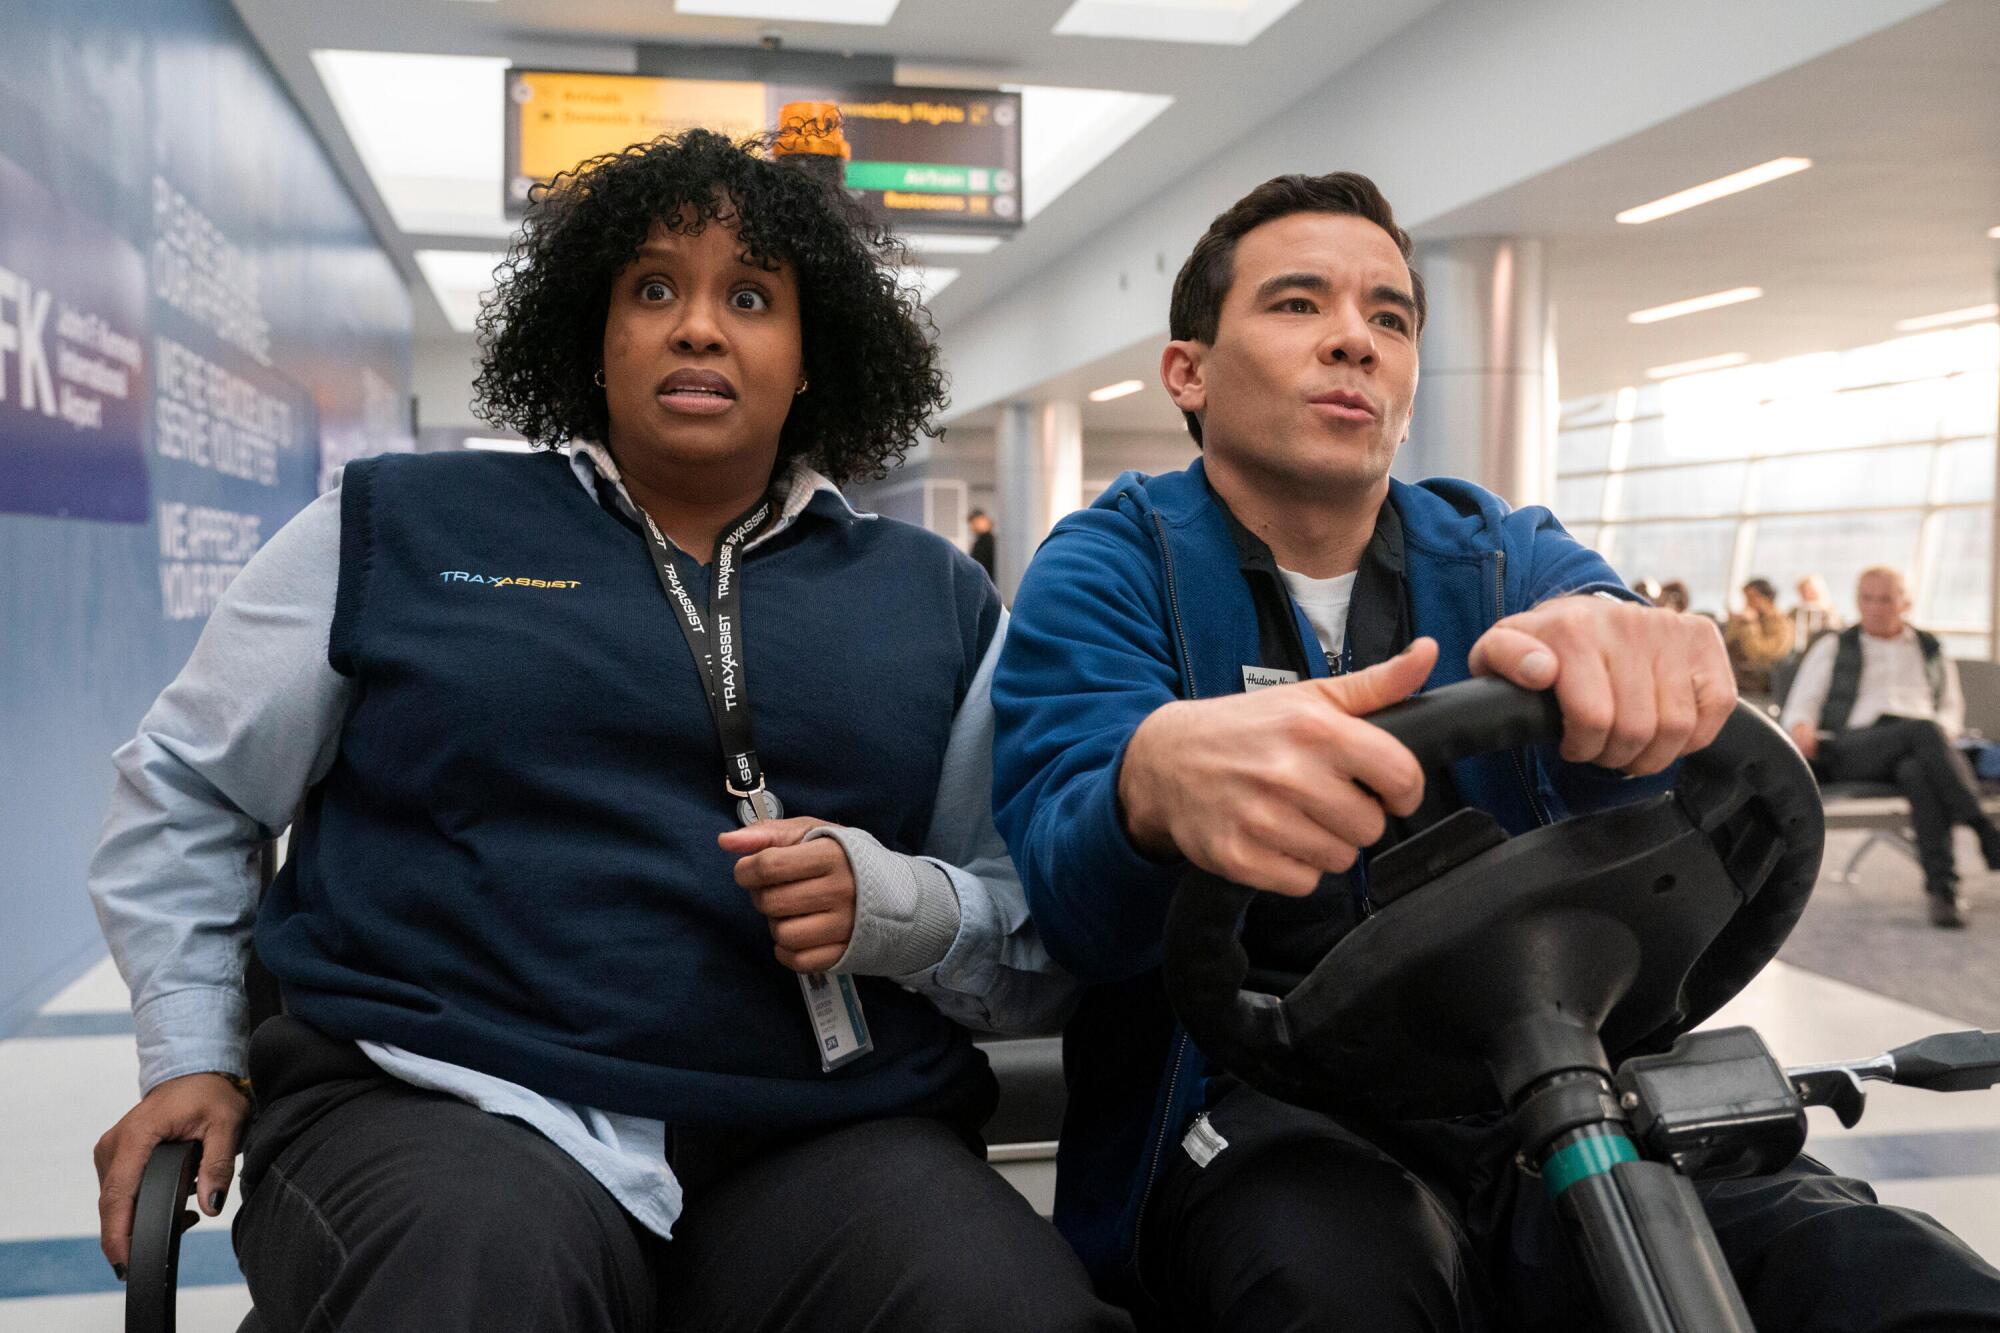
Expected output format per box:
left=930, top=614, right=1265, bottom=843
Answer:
left=991, top=458, right=1655, bottom=1299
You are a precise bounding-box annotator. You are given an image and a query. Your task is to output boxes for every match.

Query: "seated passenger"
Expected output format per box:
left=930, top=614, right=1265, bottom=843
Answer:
left=89, top=130, right=1126, bottom=1333
left=1724, top=575, right=1794, bottom=696
left=1792, top=571, right=1844, bottom=645
left=991, top=171, right=2000, bottom=1331
left=1783, top=565, right=2000, bottom=928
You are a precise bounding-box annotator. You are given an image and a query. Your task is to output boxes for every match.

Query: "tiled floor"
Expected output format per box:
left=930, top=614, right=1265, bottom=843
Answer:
left=3, top=953, right=1996, bottom=1330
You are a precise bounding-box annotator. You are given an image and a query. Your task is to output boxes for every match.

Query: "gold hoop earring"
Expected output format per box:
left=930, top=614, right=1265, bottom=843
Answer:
left=593, top=369, right=606, bottom=388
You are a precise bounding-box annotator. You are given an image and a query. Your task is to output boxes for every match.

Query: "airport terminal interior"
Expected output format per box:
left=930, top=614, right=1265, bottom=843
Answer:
left=4, top=0, right=2000, bottom=1328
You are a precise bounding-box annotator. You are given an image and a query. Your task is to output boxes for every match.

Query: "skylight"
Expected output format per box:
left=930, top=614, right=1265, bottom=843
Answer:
left=313, top=50, right=514, bottom=237
left=414, top=250, right=507, bottom=333
left=674, top=0, right=901, bottom=21
left=1017, top=85, right=1173, bottom=220
left=899, top=266, right=961, bottom=305
left=1053, top=0, right=1305, bottom=46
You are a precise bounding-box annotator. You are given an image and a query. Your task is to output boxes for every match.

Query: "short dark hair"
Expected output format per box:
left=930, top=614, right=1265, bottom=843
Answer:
left=474, top=128, right=947, bottom=483
left=1744, top=577, right=1778, bottom=601
left=1168, top=172, right=1424, bottom=445
left=967, top=507, right=987, bottom=521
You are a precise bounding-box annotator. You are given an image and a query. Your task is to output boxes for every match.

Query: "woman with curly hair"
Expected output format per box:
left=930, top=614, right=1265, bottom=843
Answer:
left=88, top=129, right=1126, bottom=1333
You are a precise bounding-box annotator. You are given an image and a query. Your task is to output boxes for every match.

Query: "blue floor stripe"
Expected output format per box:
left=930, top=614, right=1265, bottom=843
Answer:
left=0, top=1231, right=240, bottom=1300
left=1810, top=1128, right=2000, bottom=1182
left=13, top=1010, right=134, bottom=1039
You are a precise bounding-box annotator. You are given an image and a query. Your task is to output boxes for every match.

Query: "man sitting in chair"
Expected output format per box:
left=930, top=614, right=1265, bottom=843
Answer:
left=991, top=170, right=2000, bottom=1331
left=1782, top=565, right=2000, bottom=928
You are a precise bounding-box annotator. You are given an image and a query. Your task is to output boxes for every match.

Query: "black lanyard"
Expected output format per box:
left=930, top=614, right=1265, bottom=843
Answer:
left=636, top=495, right=783, bottom=823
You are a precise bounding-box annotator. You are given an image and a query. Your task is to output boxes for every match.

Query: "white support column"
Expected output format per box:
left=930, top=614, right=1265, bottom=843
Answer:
left=1989, top=265, right=2000, bottom=661
left=1400, top=237, right=1556, bottom=508
left=995, top=399, right=1083, bottom=600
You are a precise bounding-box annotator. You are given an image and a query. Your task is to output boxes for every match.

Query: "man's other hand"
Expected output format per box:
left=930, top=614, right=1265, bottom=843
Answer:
left=1469, top=595, right=1734, bottom=776
left=1789, top=721, right=1820, bottom=762
left=1118, top=639, right=1436, bottom=896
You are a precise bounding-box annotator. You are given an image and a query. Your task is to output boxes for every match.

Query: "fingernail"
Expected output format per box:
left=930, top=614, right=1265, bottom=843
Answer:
left=1522, top=650, right=1556, bottom=680
left=113, top=1263, right=127, bottom=1281
left=208, top=1189, right=225, bottom=1212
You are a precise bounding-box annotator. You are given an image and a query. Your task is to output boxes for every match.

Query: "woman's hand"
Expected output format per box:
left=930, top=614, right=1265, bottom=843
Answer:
left=721, top=817, right=858, bottom=972
left=94, top=1072, right=249, bottom=1277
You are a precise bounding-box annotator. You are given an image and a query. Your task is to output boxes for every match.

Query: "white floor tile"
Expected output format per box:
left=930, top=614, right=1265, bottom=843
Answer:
left=0, top=1034, right=240, bottom=1244
left=1704, top=962, right=2000, bottom=1136
left=0, top=1282, right=252, bottom=1332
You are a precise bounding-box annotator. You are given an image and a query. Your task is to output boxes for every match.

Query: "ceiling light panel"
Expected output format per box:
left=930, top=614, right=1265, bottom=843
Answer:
left=899, top=233, right=1004, bottom=256
left=415, top=250, right=508, bottom=333
left=314, top=50, right=512, bottom=236
left=1088, top=379, right=1145, bottom=402
left=1894, top=304, right=1999, bottom=332
left=1053, top=0, right=1305, bottom=46
left=1645, top=353, right=1748, bottom=380
left=1627, top=287, right=1763, bottom=325
left=1614, top=157, right=1811, bottom=225
left=674, top=0, right=901, bottom=22
left=1019, top=85, right=1173, bottom=220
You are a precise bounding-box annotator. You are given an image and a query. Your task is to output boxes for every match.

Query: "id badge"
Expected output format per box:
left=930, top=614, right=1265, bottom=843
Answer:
left=1241, top=665, right=1299, bottom=693
left=797, top=970, right=873, bottom=1071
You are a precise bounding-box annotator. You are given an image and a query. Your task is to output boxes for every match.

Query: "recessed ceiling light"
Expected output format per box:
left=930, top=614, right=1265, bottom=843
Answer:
left=674, top=0, right=901, bottom=22
left=1053, top=0, right=1305, bottom=46
left=1088, top=379, right=1145, bottom=402
left=900, top=233, right=1004, bottom=256
left=1627, top=287, right=1763, bottom=325
left=1987, top=225, right=2000, bottom=240
left=314, top=50, right=512, bottom=236
left=1615, top=157, right=1811, bottom=225
left=1893, top=303, right=1999, bottom=332
left=1018, top=85, right=1173, bottom=220
left=414, top=250, right=508, bottom=333
left=1645, top=353, right=1748, bottom=380
left=465, top=437, right=534, bottom=452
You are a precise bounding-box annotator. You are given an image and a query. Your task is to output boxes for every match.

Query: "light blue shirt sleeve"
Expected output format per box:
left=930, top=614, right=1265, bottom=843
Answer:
left=87, top=487, right=351, bottom=1094
left=902, top=616, right=1082, bottom=1036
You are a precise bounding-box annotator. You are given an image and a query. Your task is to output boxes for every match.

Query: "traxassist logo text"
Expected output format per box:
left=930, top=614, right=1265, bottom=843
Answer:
left=438, top=571, right=582, bottom=589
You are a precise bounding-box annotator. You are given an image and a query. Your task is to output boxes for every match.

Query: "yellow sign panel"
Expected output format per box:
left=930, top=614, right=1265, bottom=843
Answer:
left=513, top=72, right=768, bottom=181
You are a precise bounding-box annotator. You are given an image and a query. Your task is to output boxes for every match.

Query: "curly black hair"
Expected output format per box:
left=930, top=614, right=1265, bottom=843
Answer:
left=474, top=128, right=948, bottom=483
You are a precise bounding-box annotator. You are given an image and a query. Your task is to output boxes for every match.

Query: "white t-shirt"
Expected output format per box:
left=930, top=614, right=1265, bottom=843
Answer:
left=1278, top=567, right=1358, bottom=673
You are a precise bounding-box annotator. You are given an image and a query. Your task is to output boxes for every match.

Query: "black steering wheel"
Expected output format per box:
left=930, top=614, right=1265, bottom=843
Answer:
left=1162, top=678, right=1824, bottom=1118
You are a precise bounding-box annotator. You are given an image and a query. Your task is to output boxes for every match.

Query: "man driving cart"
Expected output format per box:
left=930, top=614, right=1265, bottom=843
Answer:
left=991, top=170, right=2000, bottom=1331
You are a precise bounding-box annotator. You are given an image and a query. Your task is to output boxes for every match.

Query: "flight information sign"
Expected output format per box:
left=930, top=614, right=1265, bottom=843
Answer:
left=505, top=70, right=1022, bottom=233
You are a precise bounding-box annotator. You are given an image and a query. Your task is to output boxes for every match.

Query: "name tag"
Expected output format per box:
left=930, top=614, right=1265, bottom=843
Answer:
left=1241, top=665, right=1300, bottom=693
left=798, top=971, right=873, bottom=1071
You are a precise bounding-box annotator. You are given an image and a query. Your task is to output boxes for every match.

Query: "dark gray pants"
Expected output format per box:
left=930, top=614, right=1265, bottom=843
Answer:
left=234, top=1017, right=1130, bottom=1333
left=1826, top=717, right=1998, bottom=894
left=1138, top=1083, right=2000, bottom=1333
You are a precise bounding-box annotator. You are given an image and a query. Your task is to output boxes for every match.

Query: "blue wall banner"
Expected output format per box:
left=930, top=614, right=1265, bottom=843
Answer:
left=0, top=0, right=415, bottom=1036
left=0, top=150, right=151, bottom=523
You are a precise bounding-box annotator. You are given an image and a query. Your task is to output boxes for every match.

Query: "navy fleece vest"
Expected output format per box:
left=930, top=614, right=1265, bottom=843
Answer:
left=255, top=450, right=1002, bottom=1131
